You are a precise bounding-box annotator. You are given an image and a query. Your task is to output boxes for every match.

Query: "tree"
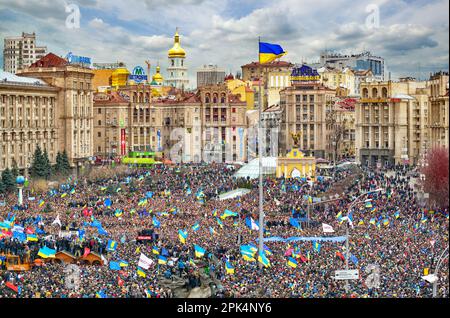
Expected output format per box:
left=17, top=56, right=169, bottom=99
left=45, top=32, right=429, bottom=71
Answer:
left=61, top=150, right=71, bottom=175
left=1, top=168, right=16, bottom=193
left=43, top=149, right=52, bottom=179
left=30, top=146, right=46, bottom=179
left=420, top=147, right=449, bottom=209
left=11, top=158, right=19, bottom=178
left=54, top=151, right=63, bottom=175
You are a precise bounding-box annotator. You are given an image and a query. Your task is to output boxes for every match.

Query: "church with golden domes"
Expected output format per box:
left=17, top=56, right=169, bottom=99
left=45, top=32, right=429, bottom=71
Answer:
left=166, top=28, right=189, bottom=90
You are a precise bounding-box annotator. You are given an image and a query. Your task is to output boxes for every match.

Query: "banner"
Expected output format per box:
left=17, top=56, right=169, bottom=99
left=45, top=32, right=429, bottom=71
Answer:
left=138, top=253, right=154, bottom=269
left=260, top=236, right=347, bottom=243
left=121, top=129, right=126, bottom=155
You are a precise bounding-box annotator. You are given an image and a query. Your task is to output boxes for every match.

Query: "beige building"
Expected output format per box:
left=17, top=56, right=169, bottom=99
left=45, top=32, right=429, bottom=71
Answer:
left=17, top=53, right=95, bottom=169
left=428, top=72, right=449, bottom=149
left=355, top=78, right=431, bottom=167
left=93, top=91, right=130, bottom=158
left=279, top=82, right=336, bottom=159
left=3, top=32, right=47, bottom=74
left=318, top=66, right=357, bottom=96
left=0, top=70, right=59, bottom=172
left=93, top=83, right=248, bottom=163
left=335, top=98, right=357, bottom=159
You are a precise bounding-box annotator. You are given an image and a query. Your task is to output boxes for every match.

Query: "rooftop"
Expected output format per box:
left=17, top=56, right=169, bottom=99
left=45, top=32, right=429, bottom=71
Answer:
left=242, top=61, right=293, bottom=68
left=0, top=69, right=48, bottom=86
left=29, top=53, right=69, bottom=68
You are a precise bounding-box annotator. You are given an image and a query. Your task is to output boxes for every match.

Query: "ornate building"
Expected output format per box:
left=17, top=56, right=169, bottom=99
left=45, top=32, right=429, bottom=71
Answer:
left=166, top=29, right=189, bottom=90
left=0, top=70, right=58, bottom=172
left=17, top=53, right=95, bottom=169
left=428, top=72, right=449, bottom=149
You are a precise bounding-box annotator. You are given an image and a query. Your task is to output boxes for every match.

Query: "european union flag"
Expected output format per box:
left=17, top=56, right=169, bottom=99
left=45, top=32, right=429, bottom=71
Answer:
left=104, top=198, right=112, bottom=207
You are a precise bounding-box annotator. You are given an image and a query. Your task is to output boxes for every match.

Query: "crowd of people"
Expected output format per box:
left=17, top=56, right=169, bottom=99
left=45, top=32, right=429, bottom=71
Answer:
left=0, top=162, right=448, bottom=298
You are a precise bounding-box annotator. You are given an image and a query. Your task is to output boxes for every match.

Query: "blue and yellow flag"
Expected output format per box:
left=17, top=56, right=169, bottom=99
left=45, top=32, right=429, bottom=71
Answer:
left=158, top=255, right=167, bottom=265
left=192, top=222, right=200, bottom=232
left=258, top=251, right=271, bottom=268
left=114, top=209, right=123, bottom=217
left=225, top=260, right=235, bottom=274
left=27, top=234, right=38, bottom=242
left=152, top=246, right=159, bottom=255
left=221, top=209, right=238, bottom=219
left=287, top=257, right=298, bottom=268
left=38, top=199, right=45, bottom=207
left=313, top=241, right=321, bottom=253
left=194, top=244, right=206, bottom=258
left=119, top=260, right=129, bottom=267
left=137, top=267, right=146, bottom=278
left=178, top=230, right=188, bottom=244
left=106, top=240, right=117, bottom=252
left=259, top=42, right=287, bottom=64
left=209, top=227, right=215, bottom=236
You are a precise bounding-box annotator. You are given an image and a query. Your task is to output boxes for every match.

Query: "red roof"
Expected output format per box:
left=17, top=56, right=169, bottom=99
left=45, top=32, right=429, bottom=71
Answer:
left=224, top=73, right=234, bottom=81
left=29, top=53, right=68, bottom=68
left=241, top=61, right=293, bottom=68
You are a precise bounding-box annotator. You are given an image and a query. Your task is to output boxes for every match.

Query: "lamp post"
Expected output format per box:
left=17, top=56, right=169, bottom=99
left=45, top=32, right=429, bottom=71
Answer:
left=16, top=175, right=25, bottom=206
left=343, top=188, right=384, bottom=293
left=432, top=246, right=449, bottom=298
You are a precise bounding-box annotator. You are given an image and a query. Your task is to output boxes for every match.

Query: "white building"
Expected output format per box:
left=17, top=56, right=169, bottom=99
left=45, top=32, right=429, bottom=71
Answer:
left=166, top=29, right=189, bottom=90
left=3, top=32, right=47, bottom=74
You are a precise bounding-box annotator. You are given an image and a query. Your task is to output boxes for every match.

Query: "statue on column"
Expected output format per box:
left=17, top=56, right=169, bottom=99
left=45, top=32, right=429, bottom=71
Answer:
left=291, top=131, right=302, bottom=148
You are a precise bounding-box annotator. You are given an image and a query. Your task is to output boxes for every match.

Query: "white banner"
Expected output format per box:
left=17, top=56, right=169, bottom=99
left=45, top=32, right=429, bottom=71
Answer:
left=138, top=253, right=154, bottom=269
left=322, top=223, right=335, bottom=233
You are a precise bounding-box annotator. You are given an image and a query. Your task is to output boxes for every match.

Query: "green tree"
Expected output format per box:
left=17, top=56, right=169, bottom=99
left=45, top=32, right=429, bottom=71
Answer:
left=61, top=150, right=71, bottom=175
left=54, top=151, right=62, bottom=175
left=30, top=146, right=46, bottom=179
left=1, top=168, right=16, bottom=193
left=11, top=158, right=19, bottom=178
left=43, top=148, right=52, bottom=179
left=0, top=179, right=5, bottom=194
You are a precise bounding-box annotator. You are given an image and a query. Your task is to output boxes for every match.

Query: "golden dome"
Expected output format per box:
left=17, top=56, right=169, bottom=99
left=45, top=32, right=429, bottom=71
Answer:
left=152, top=65, right=164, bottom=83
left=168, top=29, right=186, bottom=58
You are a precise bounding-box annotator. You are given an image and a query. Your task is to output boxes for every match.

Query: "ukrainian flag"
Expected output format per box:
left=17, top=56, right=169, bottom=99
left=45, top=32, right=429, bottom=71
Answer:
left=38, top=199, right=45, bottom=207
left=115, top=209, right=123, bottom=217
left=369, top=218, right=376, bottom=225
left=221, top=209, right=238, bottom=219
left=158, top=255, right=167, bottom=265
left=137, top=267, right=146, bottom=278
left=263, top=244, right=273, bottom=256
left=194, top=244, right=206, bottom=258
left=209, top=227, right=215, bottom=236
left=258, top=251, right=271, bottom=268
left=106, top=240, right=117, bottom=252
left=216, top=218, right=224, bottom=229
left=225, top=261, right=235, bottom=274
left=394, top=211, right=400, bottom=219
left=178, top=230, right=188, bottom=244
left=358, top=220, right=365, bottom=226
left=152, top=246, right=160, bottom=255
left=119, top=260, right=129, bottom=267
left=70, top=188, right=76, bottom=194
left=192, top=222, right=200, bottom=232
left=259, top=42, right=287, bottom=64
left=383, top=219, right=390, bottom=226
left=336, top=211, right=342, bottom=219
left=212, top=209, right=218, bottom=217
left=313, top=241, right=321, bottom=253
left=287, top=257, right=298, bottom=269
left=27, top=234, right=38, bottom=242
left=37, top=246, right=56, bottom=258
left=365, top=201, right=373, bottom=208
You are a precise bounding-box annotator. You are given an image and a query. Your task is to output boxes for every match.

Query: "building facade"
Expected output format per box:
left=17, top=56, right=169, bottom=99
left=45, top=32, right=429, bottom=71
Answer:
left=279, top=65, right=336, bottom=159
left=17, top=53, right=95, bottom=169
left=355, top=78, right=430, bottom=167
left=166, top=29, right=189, bottom=90
left=3, top=32, right=47, bottom=74
left=428, top=72, right=449, bottom=149
left=196, top=64, right=226, bottom=88
left=0, top=70, right=59, bottom=173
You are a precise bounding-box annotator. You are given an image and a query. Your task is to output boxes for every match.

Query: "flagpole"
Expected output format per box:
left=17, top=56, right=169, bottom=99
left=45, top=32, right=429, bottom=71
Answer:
left=258, top=36, right=264, bottom=270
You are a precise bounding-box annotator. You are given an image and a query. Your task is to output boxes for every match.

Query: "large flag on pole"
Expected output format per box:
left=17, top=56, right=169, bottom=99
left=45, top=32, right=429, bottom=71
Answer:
left=259, top=42, right=287, bottom=64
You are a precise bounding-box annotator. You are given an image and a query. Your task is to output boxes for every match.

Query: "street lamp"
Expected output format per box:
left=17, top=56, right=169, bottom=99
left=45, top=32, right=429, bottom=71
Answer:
left=342, top=188, right=384, bottom=293
left=432, top=246, right=449, bottom=298
left=16, top=175, right=25, bottom=206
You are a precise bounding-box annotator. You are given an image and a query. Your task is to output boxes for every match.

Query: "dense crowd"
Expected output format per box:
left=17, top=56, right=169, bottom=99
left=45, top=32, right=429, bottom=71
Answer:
left=0, top=163, right=448, bottom=298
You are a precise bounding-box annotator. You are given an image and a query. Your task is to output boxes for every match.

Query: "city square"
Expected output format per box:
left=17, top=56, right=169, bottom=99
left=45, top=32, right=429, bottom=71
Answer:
left=0, top=0, right=448, bottom=302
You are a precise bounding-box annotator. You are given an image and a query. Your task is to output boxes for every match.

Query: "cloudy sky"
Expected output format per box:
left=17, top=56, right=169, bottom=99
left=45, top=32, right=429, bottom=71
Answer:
left=0, top=0, right=448, bottom=87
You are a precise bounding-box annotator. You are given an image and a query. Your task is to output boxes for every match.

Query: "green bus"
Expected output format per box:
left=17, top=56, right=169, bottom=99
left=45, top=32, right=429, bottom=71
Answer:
left=122, top=151, right=163, bottom=166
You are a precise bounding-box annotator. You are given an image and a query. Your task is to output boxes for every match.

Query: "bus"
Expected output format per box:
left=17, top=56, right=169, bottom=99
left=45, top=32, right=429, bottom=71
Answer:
left=122, top=151, right=163, bottom=166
